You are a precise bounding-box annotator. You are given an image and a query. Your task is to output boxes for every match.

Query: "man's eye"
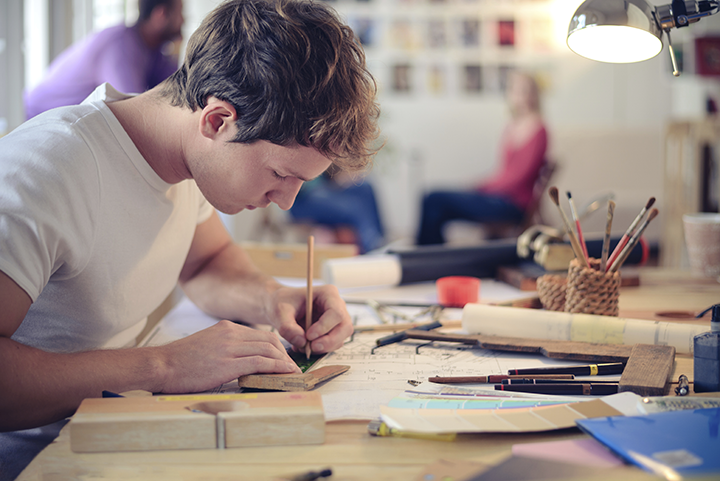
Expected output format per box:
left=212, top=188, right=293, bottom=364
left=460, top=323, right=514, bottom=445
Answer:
left=273, top=171, right=287, bottom=181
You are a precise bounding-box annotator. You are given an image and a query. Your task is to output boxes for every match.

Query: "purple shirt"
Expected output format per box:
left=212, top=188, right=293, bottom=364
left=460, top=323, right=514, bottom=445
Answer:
left=24, top=24, right=178, bottom=119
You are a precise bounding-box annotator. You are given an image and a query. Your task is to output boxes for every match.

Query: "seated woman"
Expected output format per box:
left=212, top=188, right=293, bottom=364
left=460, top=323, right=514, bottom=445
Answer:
left=416, top=71, right=548, bottom=245
left=289, top=167, right=385, bottom=254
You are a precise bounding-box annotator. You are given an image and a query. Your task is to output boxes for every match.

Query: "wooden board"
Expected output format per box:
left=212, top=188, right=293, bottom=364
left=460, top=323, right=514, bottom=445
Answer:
left=237, top=365, right=350, bottom=392
left=618, top=344, right=676, bottom=397
left=405, top=331, right=634, bottom=362
left=70, top=391, right=324, bottom=453
left=240, top=242, right=357, bottom=279
left=403, top=330, right=675, bottom=396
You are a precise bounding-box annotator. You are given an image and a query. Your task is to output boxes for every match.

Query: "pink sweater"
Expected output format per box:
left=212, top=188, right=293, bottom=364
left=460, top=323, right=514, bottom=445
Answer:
left=477, top=125, right=548, bottom=210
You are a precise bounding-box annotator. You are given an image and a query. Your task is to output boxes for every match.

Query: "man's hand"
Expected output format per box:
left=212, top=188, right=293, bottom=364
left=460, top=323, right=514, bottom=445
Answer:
left=268, top=284, right=353, bottom=353
left=153, top=320, right=301, bottom=394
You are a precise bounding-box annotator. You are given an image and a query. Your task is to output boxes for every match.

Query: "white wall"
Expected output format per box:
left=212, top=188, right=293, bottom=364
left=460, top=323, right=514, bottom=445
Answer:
left=188, top=0, right=720, bottom=253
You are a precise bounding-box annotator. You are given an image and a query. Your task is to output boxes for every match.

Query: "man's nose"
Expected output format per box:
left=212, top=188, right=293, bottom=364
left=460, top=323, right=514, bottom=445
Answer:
left=270, top=183, right=303, bottom=211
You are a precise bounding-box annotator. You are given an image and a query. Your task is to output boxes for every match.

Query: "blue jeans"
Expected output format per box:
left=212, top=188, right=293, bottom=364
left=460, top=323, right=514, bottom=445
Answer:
left=416, top=190, right=524, bottom=245
left=289, top=182, right=385, bottom=254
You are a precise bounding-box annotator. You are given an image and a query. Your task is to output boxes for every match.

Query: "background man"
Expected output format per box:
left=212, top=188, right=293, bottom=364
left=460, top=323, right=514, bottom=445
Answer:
left=24, top=0, right=185, bottom=119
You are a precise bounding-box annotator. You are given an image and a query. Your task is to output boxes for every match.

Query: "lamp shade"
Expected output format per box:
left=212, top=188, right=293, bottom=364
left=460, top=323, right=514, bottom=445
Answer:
left=567, top=0, right=664, bottom=63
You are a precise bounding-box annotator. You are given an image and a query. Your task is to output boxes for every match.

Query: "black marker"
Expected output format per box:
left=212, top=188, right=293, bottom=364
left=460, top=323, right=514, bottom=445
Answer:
left=508, top=362, right=625, bottom=376
left=495, top=383, right=619, bottom=395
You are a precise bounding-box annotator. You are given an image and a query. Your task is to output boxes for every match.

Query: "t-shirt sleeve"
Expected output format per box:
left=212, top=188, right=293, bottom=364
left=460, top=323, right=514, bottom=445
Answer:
left=0, top=123, right=100, bottom=301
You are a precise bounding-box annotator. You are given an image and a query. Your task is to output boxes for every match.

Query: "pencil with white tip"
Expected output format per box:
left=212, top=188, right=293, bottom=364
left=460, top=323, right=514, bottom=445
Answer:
left=567, top=191, right=589, bottom=261
left=549, top=187, right=588, bottom=267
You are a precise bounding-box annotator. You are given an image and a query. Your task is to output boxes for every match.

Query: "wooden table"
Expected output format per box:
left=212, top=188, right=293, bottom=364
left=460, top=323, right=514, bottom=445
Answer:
left=17, top=268, right=719, bottom=481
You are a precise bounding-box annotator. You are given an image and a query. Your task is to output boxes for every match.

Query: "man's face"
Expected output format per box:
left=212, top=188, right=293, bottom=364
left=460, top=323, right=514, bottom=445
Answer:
left=187, top=139, right=332, bottom=215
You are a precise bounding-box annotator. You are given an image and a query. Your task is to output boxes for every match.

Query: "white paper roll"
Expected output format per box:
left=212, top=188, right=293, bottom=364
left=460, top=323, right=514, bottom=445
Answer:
left=462, top=304, right=707, bottom=354
left=322, top=255, right=402, bottom=289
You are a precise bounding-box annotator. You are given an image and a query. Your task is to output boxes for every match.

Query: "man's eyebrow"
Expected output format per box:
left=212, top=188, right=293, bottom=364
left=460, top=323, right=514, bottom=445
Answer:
left=284, top=169, right=317, bottom=182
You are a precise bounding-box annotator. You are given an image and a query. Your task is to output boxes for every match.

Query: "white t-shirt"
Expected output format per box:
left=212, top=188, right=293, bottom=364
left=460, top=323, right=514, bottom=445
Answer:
left=0, top=84, right=214, bottom=352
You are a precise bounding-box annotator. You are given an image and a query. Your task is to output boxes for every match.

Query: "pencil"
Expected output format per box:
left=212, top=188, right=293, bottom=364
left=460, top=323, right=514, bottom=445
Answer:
left=606, top=197, right=655, bottom=271
left=428, top=374, right=575, bottom=384
left=609, top=208, right=659, bottom=273
left=567, top=191, right=589, bottom=261
left=305, top=235, right=314, bottom=360
left=600, top=200, right=615, bottom=272
left=549, top=187, right=588, bottom=267
left=508, top=362, right=625, bottom=376
left=495, top=383, right=619, bottom=395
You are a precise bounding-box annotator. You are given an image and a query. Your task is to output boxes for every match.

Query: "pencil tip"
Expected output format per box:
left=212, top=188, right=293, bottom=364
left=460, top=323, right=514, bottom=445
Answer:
left=646, top=197, right=656, bottom=209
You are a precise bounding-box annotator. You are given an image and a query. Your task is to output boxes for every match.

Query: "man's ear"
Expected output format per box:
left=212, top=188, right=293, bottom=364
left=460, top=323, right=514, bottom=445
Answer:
left=199, top=99, right=237, bottom=140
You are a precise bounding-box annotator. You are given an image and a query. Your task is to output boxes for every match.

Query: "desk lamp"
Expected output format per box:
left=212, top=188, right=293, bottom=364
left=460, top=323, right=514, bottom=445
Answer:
left=567, top=0, right=720, bottom=76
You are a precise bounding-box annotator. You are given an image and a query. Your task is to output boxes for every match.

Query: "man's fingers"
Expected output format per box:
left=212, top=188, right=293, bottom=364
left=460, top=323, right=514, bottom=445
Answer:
left=232, top=356, right=301, bottom=376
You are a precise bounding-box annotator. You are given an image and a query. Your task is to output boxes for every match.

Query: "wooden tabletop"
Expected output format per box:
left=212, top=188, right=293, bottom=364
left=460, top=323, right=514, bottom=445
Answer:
left=17, top=268, right=719, bottom=481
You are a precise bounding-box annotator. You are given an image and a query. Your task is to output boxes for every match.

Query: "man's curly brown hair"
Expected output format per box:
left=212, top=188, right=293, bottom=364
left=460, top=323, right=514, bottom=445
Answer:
left=159, top=0, right=381, bottom=171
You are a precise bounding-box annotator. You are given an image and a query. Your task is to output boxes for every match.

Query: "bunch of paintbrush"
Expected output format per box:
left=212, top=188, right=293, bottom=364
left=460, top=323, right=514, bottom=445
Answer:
left=548, top=187, right=659, bottom=273
left=605, top=198, right=658, bottom=273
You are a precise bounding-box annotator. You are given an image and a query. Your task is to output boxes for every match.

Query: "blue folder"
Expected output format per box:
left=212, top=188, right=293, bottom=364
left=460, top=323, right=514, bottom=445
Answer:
left=576, top=407, right=720, bottom=479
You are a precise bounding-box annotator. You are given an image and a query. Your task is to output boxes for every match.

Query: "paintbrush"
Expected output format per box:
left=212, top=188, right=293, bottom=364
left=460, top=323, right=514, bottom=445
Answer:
left=600, top=200, right=616, bottom=272
left=609, top=208, right=659, bottom=273
left=567, top=191, right=589, bottom=261
left=305, top=235, right=314, bottom=360
left=606, top=197, right=655, bottom=271
left=549, top=187, right=588, bottom=267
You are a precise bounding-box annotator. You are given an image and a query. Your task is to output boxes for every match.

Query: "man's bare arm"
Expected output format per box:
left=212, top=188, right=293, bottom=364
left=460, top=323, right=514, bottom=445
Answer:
left=0, top=270, right=299, bottom=432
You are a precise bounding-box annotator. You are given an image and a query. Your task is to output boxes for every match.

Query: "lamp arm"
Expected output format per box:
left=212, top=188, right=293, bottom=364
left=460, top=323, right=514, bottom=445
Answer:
left=658, top=1, right=720, bottom=30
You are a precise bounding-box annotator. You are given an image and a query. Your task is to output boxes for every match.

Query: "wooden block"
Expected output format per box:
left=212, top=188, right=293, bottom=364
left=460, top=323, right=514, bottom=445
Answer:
left=222, top=405, right=324, bottom=448
left=240, top=242, right=357, bottom=279
left=237, top=365, right=349, bottom=392
left=70, top=392, right=325, bottom=453
left=619, top=344, right=676, bottom=397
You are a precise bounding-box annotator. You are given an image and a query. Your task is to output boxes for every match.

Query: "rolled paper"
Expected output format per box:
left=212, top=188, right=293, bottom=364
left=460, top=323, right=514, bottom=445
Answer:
left=322, top=255, right=402, bottom=289
left=461, top=304, right=707, bottom=355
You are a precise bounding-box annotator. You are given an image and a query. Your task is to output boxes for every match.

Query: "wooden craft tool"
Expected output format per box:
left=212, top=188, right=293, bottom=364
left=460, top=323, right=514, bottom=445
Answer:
left=70, top=391, right=325, bottom=453
left=237, top=365, right=350, bottom=392
left=404, top=330, right=676, bottom=396
left=306, top=235, right=314, bottom=359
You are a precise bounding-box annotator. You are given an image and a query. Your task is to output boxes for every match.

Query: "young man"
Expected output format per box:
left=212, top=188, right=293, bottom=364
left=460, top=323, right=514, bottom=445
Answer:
left=24, top=0, right=185, bottom=119
left=0, top=0, right=379, bottom=477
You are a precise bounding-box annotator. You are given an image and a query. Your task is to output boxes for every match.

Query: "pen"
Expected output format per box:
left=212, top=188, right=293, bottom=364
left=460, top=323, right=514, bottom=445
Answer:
left=375, top=320, right=442, bottom=347
left=367, top=419, right=456, bottom=441
left=495, top=383, right=619, bottom=395
left=508, top=362, right=625, bottom=376
left=429, top=374, right=575, bottom=384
